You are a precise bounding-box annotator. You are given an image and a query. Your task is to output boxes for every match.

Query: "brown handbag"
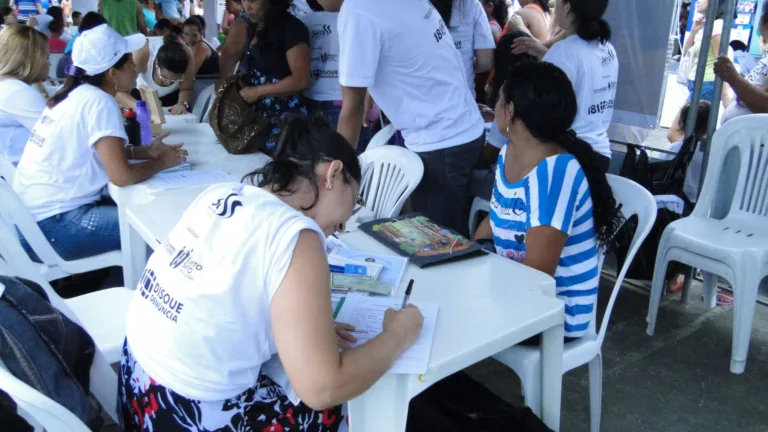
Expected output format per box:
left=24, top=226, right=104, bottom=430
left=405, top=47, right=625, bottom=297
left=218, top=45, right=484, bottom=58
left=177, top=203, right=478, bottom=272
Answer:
left=208, top=74, right=271, bottom=155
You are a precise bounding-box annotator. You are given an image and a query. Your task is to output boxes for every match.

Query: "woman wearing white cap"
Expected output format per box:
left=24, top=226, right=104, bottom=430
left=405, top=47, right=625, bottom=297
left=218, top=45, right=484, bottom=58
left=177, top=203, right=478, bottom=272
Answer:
left=13, top=24, right=186, bottom=262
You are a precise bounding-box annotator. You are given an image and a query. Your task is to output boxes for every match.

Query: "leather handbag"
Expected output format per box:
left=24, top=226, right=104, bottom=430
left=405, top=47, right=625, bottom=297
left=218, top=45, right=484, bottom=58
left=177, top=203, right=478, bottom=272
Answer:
left=208, top=74, right=271, bottom=155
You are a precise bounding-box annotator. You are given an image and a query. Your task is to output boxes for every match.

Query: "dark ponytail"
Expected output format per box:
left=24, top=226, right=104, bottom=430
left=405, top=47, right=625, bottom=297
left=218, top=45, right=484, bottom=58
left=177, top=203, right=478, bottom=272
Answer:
left=564, top=0, right=611, bottom=44
left=244, top=114, right=362, bottom=211
left=500, top=61, right=622, bottom=247
left=156, top=34, right=189, bottom=75
left=47, top=54, right=131, bottom=108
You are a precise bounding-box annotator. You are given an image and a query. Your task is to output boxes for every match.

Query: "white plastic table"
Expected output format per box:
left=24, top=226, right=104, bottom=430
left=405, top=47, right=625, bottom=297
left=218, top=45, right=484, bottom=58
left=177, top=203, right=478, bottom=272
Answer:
left=123, top=193, right=565, bottom=431
left=108, top=122, right=270, bottom=290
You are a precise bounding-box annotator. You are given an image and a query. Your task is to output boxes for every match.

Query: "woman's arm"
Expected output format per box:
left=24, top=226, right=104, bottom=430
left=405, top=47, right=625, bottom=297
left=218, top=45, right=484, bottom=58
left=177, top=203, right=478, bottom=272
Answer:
left=95, top=135, right=186, bottom=187
left=474, top=49, right=494, bottom=74
left=522, top=226, right=567, bottom=276
left=472, top=215, right=493, bottom=241
left=169, top=44, right=197, bottom=114
left=271, top=231, right=422, bottom=410
left=239, top=43, right=311, bottom=103
left=217, top=15, right=246, bottom=90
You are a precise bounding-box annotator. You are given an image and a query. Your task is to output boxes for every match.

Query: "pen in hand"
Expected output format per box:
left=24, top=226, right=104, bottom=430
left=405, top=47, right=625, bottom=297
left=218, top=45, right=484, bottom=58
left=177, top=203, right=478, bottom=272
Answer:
left=401, top=279, right=414, bottom=309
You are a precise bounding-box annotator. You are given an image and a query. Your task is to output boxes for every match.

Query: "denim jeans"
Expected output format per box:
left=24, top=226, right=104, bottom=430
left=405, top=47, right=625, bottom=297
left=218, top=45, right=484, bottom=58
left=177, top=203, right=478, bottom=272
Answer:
left=687, top=80, right=715, bottom=104
left=410, top=133, right=485, bottom=236
left=305, top=99, right=373, bottom=154
left=21, top=201, right=121, bottom=262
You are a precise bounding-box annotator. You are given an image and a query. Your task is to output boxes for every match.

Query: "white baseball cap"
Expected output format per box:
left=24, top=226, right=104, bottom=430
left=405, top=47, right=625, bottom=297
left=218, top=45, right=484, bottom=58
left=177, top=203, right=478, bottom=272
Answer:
left=71, top=24, right=146, bottom=76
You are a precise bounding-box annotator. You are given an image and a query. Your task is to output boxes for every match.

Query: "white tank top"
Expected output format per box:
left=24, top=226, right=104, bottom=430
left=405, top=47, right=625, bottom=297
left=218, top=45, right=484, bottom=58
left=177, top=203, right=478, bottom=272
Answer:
left=136, top=37, right=182, bottom=98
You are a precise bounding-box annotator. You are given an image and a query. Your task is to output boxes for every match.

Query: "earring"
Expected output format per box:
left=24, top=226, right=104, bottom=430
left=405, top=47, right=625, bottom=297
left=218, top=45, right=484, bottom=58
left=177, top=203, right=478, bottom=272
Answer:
left=506, top=124, right=510, bottom=133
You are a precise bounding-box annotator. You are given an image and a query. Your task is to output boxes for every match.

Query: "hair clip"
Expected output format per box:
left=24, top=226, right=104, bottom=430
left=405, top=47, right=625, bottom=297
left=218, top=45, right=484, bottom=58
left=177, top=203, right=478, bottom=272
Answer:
left=64, top=65, right=85, bottom=77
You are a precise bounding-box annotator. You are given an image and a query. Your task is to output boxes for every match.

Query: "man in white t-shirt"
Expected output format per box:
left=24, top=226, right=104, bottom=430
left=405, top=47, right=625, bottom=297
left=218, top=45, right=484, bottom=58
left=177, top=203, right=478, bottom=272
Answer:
left=337, top=0, right=486, bottom=233
left=446, top=0, right=495, bottom=98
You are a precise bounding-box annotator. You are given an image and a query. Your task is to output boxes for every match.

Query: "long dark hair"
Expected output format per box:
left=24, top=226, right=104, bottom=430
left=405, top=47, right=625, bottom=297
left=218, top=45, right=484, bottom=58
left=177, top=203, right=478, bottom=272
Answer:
left=254, top=0, right=293, bottom=47
left=47, top=54, right=131, bottom=108
left=483, top=0, right=508, bottom=28
left=563, top=0, right=611, bottom=44
left=244, top=114, right=362, bottom=211
left=430, top=0, right=453, bottom=25
left=528, top=0, right=550, bottom=14
left=501, top=61, right=622, bottom=247
left=156, top=34, right=189, bottom=75
left=490, top=30, right=537, bottom=106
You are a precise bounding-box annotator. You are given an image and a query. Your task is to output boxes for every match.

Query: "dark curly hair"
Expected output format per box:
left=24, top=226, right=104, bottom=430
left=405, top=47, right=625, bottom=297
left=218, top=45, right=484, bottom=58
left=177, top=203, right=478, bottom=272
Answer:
left=243, top=114, right=362, bottom=211
left=500, top=61, right=623, bottom=247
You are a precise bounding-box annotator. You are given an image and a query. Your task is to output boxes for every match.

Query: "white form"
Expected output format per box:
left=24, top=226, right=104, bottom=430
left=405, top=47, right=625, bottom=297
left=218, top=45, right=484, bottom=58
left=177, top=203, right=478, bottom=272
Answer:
left=335, top=294, right=438, bottom=375
left=143, top=170, right=236, bottom=191
left=331, top=248, right=407, bottom=295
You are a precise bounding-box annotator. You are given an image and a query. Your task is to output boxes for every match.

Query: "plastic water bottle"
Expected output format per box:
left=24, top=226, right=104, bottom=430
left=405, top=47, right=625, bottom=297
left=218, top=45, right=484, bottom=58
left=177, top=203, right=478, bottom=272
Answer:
left=136, top=101, right=153, bottom=146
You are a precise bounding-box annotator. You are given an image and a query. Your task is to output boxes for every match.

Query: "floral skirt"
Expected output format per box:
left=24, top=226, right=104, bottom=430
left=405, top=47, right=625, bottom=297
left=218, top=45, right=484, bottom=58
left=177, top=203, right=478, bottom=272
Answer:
left=117, top=341, right=345, bottom=431
left=245, top=69, right=308, bottom=153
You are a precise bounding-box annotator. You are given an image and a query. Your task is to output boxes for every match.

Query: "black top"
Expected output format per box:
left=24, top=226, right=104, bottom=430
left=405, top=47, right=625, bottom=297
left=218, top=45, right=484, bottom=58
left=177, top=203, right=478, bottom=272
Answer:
left=197, top=42, right=220, bottom=76
left=238, top=12, right=309, bottom=80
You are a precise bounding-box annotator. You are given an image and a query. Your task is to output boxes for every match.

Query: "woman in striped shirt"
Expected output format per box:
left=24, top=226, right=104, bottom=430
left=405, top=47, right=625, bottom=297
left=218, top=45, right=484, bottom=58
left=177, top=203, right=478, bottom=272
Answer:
left=473, top=61, right=622, bottom=339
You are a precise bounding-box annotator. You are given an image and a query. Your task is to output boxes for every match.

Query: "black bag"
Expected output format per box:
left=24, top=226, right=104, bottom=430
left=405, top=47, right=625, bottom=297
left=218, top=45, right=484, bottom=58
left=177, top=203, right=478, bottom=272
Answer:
left=406, top=372, right=553, bottom=432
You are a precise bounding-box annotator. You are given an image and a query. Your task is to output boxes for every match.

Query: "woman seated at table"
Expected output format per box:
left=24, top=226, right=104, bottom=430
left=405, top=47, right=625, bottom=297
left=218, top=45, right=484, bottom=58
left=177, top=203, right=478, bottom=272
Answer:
left=0, top=25, right=48, bottom=166
left=13, top=24, right=186, bottom=262
left=473, top=61, right=622, bottom=340
left=119, top=115, right=424, bottom=431
left=182, top=16, right=219, bottom=76
left=116, top=33, right=196, bottom=115
left=218, top=0, right=311, bottom=152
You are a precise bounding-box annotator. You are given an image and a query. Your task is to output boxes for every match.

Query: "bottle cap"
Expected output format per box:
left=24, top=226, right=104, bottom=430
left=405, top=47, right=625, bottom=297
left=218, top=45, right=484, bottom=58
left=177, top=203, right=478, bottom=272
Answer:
left=123, top=109, right=136, bottom=118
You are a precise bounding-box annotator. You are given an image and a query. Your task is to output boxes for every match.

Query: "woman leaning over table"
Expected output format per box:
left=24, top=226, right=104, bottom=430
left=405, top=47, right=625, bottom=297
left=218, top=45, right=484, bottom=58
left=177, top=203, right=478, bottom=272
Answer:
left=217, top=0, right=311, bottom=152
left=511, top=0, right=619, bottom=172
left=0, top=25, right=48, bottom=166
left=473, top=61, right=623, bottom=340
left=119, top=115, right=424, bottom=431
left=12, top=24, right=185, bottom=262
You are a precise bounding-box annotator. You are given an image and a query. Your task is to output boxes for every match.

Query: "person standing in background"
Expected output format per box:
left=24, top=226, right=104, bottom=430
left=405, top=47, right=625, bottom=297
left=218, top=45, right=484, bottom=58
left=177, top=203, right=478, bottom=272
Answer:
left=48, top=18, right=67, bottom=52
left=100, top=0, right=149, bottom=35
left=337, top=0, right=486, bottom=234
left=430, top=0, right=495, bottom=99
left=139, top=0, right=157, bottom=32
left=66, top=9, right=81, bottom=36
left=509, top=0, right=550, bottom=40
left=681, top=0, right=732, bottom=105
left=155, top=0, right=182, bottom=24
left=481, top=0, right=508, bottom=41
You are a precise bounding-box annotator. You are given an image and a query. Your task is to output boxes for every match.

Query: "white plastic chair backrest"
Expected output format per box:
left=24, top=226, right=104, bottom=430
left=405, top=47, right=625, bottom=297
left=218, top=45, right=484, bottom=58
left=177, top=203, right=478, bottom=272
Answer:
left=0, top=361, right=90, bottom=432
left=592, top=175, right=656, bottom=346
left=358, top=146, right=424, bottom=219
left=694, top=114, right=768, bottom=220
left=193, top=84, right=216, bottom=123
left=0, top=155, right=15, bottom=183
left=364, top=124, right=397, bottom=150
left=0, top=178, right=66, bottom=267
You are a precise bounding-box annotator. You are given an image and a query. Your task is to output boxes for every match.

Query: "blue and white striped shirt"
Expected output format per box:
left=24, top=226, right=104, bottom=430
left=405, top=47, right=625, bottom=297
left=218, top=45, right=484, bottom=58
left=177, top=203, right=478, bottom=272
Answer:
left=490, top=150, right=599, bottom=338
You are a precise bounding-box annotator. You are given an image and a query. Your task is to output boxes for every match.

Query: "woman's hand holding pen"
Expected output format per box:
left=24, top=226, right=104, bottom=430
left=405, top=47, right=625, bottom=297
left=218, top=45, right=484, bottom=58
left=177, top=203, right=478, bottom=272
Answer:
left=383, top=306, right=423, bottom=349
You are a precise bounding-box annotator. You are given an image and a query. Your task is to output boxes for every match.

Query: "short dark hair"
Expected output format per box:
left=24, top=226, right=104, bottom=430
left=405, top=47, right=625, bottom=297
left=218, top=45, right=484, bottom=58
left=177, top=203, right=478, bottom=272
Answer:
left=46, top=6, right=64, bottom=24
left=48, top=18, right=64, bottom=34
left=245, top=114, right=362, bottom=211
left=71, top=11, right=82, bottom=20
left=78, top=12, right=107, bottom=33
left=729, top=40, right=748, bottom=52
left=678, top=101, right=712, bottom=140
left=184, top=15, right=205, bottom=32
left=157, top=34, right=190, bottom=75
left=562, top=0, right=611, bottom=43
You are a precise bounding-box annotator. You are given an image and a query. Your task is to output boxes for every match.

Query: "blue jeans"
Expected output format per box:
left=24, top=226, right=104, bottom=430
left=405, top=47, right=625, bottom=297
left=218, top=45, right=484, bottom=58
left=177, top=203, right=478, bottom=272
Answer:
left=410, top=133, right=485, bottom=236
left=21, top=201, right=121, bottom=262
left=687, top=80, right=715, bottom=103
left=305, top=99, right=372, bottom=154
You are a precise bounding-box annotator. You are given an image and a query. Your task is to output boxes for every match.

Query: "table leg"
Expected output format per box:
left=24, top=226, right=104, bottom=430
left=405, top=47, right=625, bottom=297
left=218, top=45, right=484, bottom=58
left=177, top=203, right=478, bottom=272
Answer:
left=118, top=206, right=148, bottom=289
left=348, top=377, right=410, bottom=432
left=540, top=323, right=564, bottom=431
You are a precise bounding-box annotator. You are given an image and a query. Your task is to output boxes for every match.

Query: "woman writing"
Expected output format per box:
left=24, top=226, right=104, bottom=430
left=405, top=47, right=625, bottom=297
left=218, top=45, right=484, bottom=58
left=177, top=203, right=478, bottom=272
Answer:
left=13, top=24, right=185, bottom=261
left=218, top=0, right=311, bottom=152
left=511, top=0, right=619, bottom=171
left=117, top=33, right=196, bottom=114
left=0, top=25, right=48, bottom=165
left=182, top=16, right=219, bottom=76
left=119, top=115, right=424, bottom=431
left=473, top=61, right=622, bottom=339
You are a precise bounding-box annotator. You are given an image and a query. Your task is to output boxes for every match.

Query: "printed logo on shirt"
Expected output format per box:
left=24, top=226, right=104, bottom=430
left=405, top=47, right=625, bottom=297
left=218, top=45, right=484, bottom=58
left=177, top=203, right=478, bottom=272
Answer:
left=593, top=81, right=617, bottom=94
left=434, top=20, right=448, bottom=43
left=138, top=268, right=185, bottom=323
left=588, top=99, right=615, bottom=115
left=490, top=194, right=525, bottom=216
left=454, top=40, right=462, bottom=50
left=208, top=192, right=243, bottom=219
left=186, top=226, right=199, bottom=239
left=169, top=247, right=204, bottom=279
left=311, top=52, right=338, bottom=64
left=601, top=50, right=616, bottom=66
left=311, top=24, right=333, bottom=39
left=312, top=69, right=339, bottom=79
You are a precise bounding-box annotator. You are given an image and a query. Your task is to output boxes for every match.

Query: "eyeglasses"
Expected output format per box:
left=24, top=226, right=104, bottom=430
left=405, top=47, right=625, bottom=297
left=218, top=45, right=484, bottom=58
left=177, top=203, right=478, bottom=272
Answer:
left=155, top=60, right=182, bottom=83
left=352, top=194, right=366, bottom=216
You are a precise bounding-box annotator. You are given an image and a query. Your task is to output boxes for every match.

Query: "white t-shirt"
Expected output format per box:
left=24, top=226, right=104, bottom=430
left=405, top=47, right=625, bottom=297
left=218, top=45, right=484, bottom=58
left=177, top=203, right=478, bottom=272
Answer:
left=301, top=11, right=341, bottom=101
left=125, top=183, right=326, bottom=401
left=13, top=84, right=126, bottom=221
left=291, top=0, right=312, bottom=17
left=448, top=0, right=495, bottom=97
left=0, top=79, right=46, bottom=164
left=543, top=35, right=618, bottom=158
left=137, top=37, right=182, bottom=98
left=338, top=0, right=484, bottom=152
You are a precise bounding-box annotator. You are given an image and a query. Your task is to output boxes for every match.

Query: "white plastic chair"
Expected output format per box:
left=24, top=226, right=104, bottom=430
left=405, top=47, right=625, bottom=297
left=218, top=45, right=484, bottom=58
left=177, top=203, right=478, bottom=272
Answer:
left=468, top=196, right=490, bottom=238
left=358, top=146, right=424, bottom=219
left=646, top=114, right=768, bottom=374
left=0, top=178, right=121, bottom=282
left=494, top=175, right=656, bottom=432
left=0, top=361, right=91, bottom=432
left=363, top=124, right=397, bottom=150
left=192, top=84, right=216, bottom=123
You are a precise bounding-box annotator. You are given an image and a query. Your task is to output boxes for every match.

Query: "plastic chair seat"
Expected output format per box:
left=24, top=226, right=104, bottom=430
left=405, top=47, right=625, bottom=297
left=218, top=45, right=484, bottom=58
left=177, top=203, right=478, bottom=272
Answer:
left=663, top=214, right=768, bottom=256
left=65, top=287, right=134, bottom=363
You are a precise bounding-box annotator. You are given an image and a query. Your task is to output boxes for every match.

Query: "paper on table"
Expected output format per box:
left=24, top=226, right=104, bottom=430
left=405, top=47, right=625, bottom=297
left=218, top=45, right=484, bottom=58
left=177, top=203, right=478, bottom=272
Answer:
left=325, top=235, right=347, bottom=255
left=143, top=169, right=235, bottom=191
left=332, top=248, right=407, bottom=295
left=335, top=295, right=438, bottom=375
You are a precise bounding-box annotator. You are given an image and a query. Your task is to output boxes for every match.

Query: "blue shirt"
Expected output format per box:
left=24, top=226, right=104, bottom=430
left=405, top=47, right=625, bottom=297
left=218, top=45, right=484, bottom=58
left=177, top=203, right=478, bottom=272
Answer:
left=155, top=0, right=180, bottom=19
left=490, top=151, right=599, bottom=338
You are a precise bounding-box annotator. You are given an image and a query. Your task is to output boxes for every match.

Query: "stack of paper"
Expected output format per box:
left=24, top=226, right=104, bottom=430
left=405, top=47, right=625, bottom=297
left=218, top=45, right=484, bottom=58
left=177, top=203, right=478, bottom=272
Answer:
left=143, top=169, right=235, bottom=191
